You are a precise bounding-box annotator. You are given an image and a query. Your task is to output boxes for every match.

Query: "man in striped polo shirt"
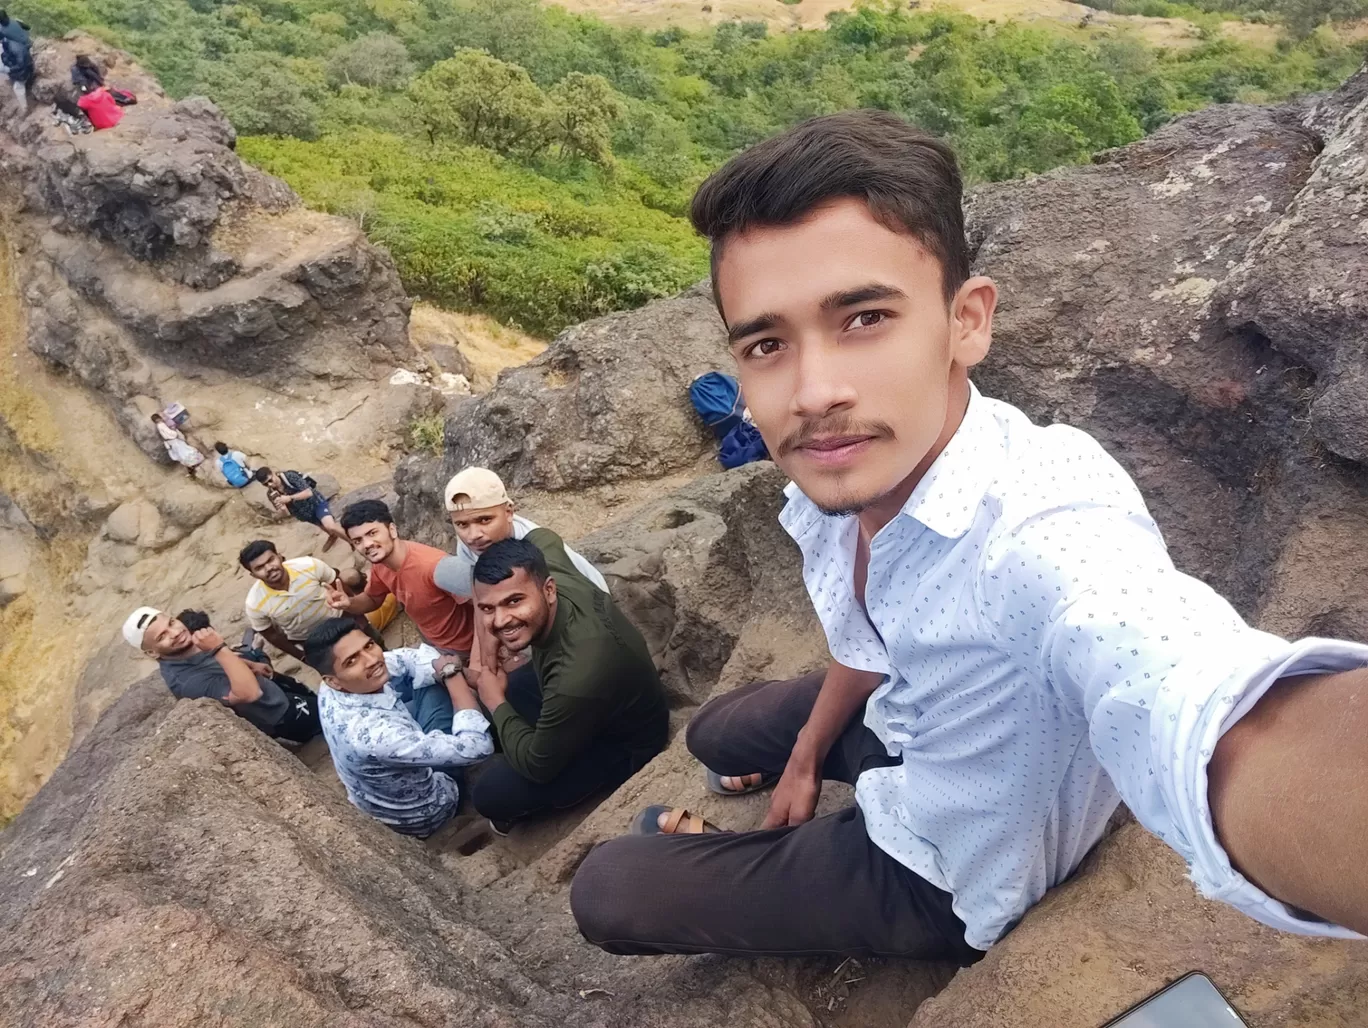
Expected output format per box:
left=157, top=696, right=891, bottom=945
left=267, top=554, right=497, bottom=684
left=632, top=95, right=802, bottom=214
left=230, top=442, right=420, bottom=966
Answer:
left=241, top=540, right=363, bottom=661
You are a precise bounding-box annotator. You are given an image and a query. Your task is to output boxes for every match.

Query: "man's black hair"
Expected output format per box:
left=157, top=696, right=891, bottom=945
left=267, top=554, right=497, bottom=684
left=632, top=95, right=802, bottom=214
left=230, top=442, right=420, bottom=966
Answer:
left=340, top=498, right=394, bottom=532
left=253, top=466, right=272, bottom=483
left=214, top=441, right=229, bottom=455
left=238, top=539, right=277, bottom=570
left=474, top=537, right=549, bottom=588
left=0, top=12, right=10, bottom=25
left=304, top=616, right=365, bottom=677
left=176, top=609, right=212, bottom=632
left=689, top=110, right=969, bottom=310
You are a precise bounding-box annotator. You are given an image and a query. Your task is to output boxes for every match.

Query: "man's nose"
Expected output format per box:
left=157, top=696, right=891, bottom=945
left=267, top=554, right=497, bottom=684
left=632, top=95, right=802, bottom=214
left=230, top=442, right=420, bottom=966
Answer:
left=791, top=337, right=859, bottom=420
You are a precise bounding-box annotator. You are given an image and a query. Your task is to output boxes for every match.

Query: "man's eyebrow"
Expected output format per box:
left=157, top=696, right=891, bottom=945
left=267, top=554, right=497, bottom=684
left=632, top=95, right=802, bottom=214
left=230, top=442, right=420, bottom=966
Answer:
left=819, top=283, right=908, bottom=310
left=727, top=312, right=779, bottom=345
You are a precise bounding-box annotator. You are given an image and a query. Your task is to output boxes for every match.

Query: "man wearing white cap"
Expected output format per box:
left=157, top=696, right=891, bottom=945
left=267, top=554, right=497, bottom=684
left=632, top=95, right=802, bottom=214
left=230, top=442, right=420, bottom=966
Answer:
left=121, top=606, right=321, bottom=743
left=432, top=466, right=609, bottom=599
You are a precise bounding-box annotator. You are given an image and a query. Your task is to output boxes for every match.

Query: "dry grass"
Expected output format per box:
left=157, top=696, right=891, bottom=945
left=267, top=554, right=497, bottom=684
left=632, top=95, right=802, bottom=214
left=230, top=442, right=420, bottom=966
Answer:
left=409, top=303, right=547, bottom=392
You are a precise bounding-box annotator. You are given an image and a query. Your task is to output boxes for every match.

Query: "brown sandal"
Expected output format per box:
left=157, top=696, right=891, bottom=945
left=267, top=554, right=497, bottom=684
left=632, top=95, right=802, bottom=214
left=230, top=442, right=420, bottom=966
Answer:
left=629, top=804, right=724, bottom=836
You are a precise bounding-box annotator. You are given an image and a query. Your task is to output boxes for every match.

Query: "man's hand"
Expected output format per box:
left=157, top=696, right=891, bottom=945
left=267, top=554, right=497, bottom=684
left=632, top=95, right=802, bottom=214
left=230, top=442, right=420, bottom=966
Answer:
left=324, top=580, right=350, bottom=611
left=431, top=654, right=463, bottom=681
left=242, top=659, right=274, bottom=679
left=762, top=754, right=823, bottom=829
left=191, top=627, right=225, bottom=653
left=465, top=618, right=509, bottom=712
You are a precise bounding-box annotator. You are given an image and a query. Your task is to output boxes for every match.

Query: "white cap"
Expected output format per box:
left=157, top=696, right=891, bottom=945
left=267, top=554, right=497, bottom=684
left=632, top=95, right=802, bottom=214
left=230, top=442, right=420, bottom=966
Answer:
left=122, top=606, right=162, bottom=650
left=443, top=467, right=511, bottom=513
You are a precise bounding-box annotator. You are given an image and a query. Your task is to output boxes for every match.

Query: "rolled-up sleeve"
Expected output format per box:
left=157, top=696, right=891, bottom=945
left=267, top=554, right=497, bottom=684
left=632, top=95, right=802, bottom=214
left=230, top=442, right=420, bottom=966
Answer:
left=981, top=503, right=1368, bottom=940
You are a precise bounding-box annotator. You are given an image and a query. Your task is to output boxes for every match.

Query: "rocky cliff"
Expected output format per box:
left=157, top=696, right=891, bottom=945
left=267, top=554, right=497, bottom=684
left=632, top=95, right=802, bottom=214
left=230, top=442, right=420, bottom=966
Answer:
left=0, top=35, right=450, bottom=819
left=2, top=38, right=1367, bottom=1028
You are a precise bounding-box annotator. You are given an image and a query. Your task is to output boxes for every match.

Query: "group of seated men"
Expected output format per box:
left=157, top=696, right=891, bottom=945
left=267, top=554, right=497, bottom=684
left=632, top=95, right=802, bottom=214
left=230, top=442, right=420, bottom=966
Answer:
left=122, top=466, right=669, bottom=836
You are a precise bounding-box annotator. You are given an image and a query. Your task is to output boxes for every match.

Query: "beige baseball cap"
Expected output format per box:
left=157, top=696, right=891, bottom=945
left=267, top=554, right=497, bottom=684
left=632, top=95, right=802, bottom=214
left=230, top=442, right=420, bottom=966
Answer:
left=443, top=467, right=511, bottom=513
left=122, top=606, right=163, bottom=650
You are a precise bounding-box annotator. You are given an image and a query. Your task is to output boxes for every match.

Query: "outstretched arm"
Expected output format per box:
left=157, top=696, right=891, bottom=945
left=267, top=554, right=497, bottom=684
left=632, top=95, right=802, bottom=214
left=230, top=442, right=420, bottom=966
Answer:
left=981, top=503, right=1368, bottom=938
left=1210, top=668, right=1368, bottom=933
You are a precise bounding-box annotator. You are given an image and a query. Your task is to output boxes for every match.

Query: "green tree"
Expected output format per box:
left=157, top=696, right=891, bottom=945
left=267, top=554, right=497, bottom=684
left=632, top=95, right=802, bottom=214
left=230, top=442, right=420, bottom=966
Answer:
left=1277, top=0, right=1368, bottom=38
left=328, top=32, right=414, bottom=89
left=546, top=72, right=625, bottom=164
left=407, top=49, right=551, bottom=155
left=191, top=51, right=323, bottom=138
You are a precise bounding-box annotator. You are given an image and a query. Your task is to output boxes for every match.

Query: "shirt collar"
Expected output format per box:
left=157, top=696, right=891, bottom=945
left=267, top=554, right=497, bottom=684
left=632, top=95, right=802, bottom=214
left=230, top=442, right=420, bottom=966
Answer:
left=781, top=383, right=1005, bottom=542
left=323, top=683, right=401, bottom=709
left=895, top=383, right=1004, bottom=539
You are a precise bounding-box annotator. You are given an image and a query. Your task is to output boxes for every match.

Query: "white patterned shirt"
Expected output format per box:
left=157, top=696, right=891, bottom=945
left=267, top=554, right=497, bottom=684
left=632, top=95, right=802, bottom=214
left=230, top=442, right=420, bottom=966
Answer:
left=780, top=384, right=1368, bottom=950
left=318, top=646, right=493, bottom=836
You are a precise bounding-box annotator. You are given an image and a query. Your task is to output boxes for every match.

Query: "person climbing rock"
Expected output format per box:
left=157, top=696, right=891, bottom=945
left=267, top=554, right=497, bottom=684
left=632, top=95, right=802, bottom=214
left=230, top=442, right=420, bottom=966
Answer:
left=212, top=441, right=253, bottom=489
left=463, top=536, right=668, bottom=834
left=304, top=618, right=493, bottom=837
left=253, top=466, right=352, bottom=552
left=151, top=412, right=204, bottom=477
left=0, top=11, right=33, bottom=105
left=123, top=606, right=321, bottom=744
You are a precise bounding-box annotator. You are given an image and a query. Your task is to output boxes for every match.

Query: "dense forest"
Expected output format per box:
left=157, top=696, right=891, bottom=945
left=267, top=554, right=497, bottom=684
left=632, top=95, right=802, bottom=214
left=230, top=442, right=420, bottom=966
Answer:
left=15, top=0, right=1368, bottom=334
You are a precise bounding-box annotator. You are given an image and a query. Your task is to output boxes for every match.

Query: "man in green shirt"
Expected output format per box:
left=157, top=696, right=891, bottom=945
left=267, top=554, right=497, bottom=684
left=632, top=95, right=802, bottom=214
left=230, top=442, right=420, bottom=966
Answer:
left=463, top=531, right=668, bottom=832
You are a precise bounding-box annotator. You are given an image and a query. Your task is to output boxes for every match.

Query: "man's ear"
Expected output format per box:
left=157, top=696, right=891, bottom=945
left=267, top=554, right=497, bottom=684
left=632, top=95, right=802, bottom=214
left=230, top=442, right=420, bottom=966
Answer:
left=322, top=674, right=339, bottom=690
left=543, top=575, right=557, bottom=606
left=949, top=275, right=997, bottom=370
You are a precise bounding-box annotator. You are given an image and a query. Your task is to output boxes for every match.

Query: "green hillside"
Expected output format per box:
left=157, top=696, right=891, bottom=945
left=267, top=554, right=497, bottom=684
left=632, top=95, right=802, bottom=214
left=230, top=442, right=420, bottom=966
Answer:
left=16, top=0, right=1366, bottom=335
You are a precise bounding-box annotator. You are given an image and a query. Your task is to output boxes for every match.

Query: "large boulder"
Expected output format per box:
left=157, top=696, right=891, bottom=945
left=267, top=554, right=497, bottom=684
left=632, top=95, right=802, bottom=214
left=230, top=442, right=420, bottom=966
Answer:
left=0, top=679, right=917, bottom=1028
left=395, top=282, right=727, bottom=527
left=0, top=34, right=417, bottom=452
left=966, top=92, right=1368, bottom=639
left=1221, top=66, right=1368, bottom=463
left=576, top=462, right=815, bottom=707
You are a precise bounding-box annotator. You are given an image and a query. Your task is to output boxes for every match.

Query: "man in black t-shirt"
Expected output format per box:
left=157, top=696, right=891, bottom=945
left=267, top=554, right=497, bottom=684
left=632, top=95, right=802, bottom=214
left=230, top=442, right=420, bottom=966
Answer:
left=122, top=605, right=320, bottom=743
left=252, top=466, right=353, bottom=552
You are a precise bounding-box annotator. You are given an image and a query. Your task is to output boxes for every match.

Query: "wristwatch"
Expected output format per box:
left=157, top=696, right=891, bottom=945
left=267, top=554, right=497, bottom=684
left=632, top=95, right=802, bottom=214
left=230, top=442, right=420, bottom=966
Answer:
left=436, top=655, right=465, bottom=680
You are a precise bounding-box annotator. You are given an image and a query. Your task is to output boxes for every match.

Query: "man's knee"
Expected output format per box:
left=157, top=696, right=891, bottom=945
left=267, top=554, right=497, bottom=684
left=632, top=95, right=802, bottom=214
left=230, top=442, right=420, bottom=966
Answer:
left=571, top=837, right=656, bottom=950
left=469, top=759, right=523, bottom=822
left=684, top=694, right=730, bottom=768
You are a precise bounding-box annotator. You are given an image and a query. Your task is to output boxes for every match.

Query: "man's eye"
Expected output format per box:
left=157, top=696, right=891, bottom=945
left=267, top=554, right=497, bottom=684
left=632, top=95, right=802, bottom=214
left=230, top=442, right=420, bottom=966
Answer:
left=851, top=310, right=885, bottom=329
left=746, top=339, right=784, bottom=358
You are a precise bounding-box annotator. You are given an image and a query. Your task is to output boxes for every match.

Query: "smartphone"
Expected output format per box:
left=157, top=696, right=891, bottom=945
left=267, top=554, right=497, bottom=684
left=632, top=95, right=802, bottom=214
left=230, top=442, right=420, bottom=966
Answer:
left=1102, top=972, right=1250, bottom=1028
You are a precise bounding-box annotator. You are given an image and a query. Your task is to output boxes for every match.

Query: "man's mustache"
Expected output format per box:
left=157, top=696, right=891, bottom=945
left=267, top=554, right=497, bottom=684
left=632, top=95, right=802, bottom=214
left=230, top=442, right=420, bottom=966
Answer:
left=776, top=416, right=896, bottom=458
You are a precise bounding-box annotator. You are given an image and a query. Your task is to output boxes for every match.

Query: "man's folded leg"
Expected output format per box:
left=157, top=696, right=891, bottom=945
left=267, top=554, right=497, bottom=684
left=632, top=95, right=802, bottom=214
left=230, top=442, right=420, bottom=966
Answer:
left=410, top=684, right=455, bottom=735
left=570, top=804, right=980, bottom=962
left=472, top=743, right=635, bottom=824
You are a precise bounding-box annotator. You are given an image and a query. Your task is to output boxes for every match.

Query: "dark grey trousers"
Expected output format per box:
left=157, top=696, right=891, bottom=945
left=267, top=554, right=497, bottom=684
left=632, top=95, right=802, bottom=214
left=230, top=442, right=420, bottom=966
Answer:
left=569, top=672, right=979, bottom=961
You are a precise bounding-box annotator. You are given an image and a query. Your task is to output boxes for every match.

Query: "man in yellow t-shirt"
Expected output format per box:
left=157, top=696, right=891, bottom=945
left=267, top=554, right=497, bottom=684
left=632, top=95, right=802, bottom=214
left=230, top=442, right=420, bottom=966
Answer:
left=241, top=540, right=362, bottom=661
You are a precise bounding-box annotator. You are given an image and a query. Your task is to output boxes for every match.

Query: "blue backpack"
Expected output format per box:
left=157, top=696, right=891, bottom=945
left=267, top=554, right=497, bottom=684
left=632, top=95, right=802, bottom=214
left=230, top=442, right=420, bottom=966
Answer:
left=688, top=371, right=769, bottom=470
left=689, top=372, right=746, bottom=440
left=220, top=453, right=250, bottom=488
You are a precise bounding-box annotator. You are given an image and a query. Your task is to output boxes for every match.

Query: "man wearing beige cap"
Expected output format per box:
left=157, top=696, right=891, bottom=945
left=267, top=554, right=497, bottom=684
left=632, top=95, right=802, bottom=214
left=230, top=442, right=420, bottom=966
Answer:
left=432, top=466, right=608, bottom=599
left=122, top=605, right=321, bottom=743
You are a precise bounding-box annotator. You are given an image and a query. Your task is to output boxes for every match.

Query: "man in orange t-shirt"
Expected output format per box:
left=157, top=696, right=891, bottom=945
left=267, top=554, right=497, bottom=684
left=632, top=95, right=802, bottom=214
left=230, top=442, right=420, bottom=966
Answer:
left=326, top=498, right=472, bottom=654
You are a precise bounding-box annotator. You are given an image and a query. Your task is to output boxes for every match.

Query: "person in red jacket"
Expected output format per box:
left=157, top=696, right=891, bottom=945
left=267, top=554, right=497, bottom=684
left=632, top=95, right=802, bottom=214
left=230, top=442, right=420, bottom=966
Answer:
left=76, top=81, right=123, bottom=130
